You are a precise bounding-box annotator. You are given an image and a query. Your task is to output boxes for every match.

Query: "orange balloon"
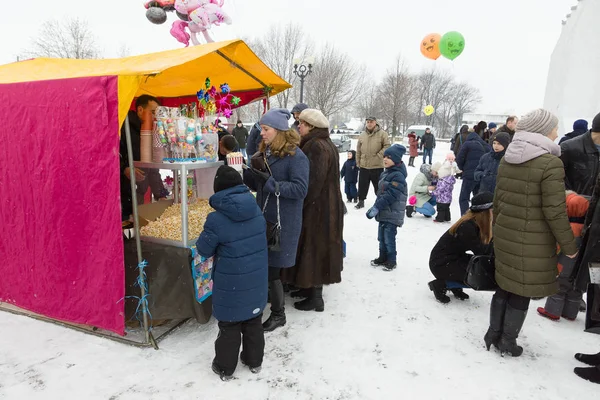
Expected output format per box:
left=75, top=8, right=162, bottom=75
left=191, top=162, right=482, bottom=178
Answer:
left=420, top=33, right=442, bottom=60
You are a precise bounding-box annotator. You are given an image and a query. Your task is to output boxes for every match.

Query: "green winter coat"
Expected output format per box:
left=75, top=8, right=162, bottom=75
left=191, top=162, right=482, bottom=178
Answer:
left=493, top=131, right=577, bottom=298
left=409, top=164, right=433, bottom=208
left=356, top=126, right=391, bottom=169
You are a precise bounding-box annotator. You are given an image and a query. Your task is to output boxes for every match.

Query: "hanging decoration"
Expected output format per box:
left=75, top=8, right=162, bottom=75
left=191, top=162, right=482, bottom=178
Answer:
left=423, top=105, right=435, bottom=116
left=196, top=77, right=242, bottom=119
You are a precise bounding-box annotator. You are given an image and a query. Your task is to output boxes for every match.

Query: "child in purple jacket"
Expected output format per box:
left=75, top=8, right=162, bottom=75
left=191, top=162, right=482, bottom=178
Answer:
left=433, top=154, right=459, bottom=222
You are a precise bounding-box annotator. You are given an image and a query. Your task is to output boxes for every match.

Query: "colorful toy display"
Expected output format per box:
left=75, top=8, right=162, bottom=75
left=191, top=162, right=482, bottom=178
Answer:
left=191, top=248, right=214, bottom=303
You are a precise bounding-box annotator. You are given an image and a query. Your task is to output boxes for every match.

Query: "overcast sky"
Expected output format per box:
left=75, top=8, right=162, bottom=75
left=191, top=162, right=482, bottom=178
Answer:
left=0, top=0, right=577, bottom=115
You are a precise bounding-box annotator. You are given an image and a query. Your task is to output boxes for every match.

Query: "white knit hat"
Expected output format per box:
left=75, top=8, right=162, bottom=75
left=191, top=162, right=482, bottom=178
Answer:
left=516, top=109, right=559, bottom=136
left=299, top=109, right=330, bottom=129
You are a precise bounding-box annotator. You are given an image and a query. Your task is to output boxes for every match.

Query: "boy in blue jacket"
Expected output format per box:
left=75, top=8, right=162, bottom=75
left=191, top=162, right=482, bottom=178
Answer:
left=366, top=145, right=408, bottom=271
left=196, top=165, right=268, bottom=381
left=340, top=150, right=359, bottom=203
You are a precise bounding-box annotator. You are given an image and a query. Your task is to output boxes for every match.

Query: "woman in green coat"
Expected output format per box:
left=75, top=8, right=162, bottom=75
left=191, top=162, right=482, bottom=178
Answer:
left=485, top=109, right=578, bottom=357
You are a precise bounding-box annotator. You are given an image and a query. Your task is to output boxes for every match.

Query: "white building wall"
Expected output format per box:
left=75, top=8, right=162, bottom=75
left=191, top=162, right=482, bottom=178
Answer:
left=544, top=0, right=600, bottom=135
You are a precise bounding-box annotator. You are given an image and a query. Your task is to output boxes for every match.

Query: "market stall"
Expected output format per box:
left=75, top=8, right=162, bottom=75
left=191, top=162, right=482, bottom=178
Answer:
left=0, top=40, right=290, bottom=347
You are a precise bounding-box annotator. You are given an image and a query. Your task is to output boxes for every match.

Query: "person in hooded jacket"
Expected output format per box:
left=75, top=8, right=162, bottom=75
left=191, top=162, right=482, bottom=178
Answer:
left=433, top=154, right=459, bottom=223
left=366, top=145, right=408, bottom=271
left=341, top=150, right=359, bottom=203
left=246, top=121, right=263, bottom=159
left=474, top=132, right=511, bottom=195
left=559, top=119, right=589, bottom=145
left=457, top=129, right=492, bottom=215
left=282, top=109, right=343, bottom=312
left=406, top=164, right=438, bottom=218
left=428, top=192, right=494, bottom=303
left=407, top=132, right=419, bottom=167
left=196, top=165, right=268, bottom=381
left=452, top=125, right=470, bottom=157
left=487, top=109, right=577, bottom=358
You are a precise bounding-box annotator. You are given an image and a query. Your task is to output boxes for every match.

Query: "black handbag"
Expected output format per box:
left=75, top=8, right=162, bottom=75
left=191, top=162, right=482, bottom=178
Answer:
left=465, top=254, right=498, bottom=291
left=262, top=181, right=282, bottom=252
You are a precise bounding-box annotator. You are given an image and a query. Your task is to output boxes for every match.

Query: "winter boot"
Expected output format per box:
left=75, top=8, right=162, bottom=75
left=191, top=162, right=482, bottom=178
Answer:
left=240, top=353, right=262, bottom=374
left=428, top=279, right=450, bottom=304
left=537, top=307, right=560, bottom=321
left=574, top=366, right=600, bottom=384
left=371, top=252, right=386, bottom=267
left=262, top=280, right=286, bottom=332
left=579, top=299, right=587, bottom=312
left=353, top=198, right=358, bottom=203
left=575, top=351, right=600, bottom=366
left=406, top=206, right=414, bottom=218
left=484, top=295, right=507, bottom=351
left=346, top=198, right=353, bottom=203
left=291, top=288, right=312, bottom=298
left=212, top=361, right=234, bottom=381
left=294, top=286, right=325, bottom=312
left=498, top=304, right=528, bottom=357
left=355, top=200, right=365, bottom=210
left=451, top=288, right=469, bottom=300
left=383, top=261, right=397, bottom=271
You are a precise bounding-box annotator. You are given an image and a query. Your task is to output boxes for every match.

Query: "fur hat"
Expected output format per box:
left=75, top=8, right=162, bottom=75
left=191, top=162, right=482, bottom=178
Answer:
left=213, top=165, right=243, bottom=193
left=493, top=132, right=511, bottom=149
left=299, top=109, right=330, bottom=129
left=470, top=192, right=494, bottom=212
left=384, top=145, right=407, bottom=165
left=259, top=108, right=291, bottom=131
left=516, top=109, right=559, bottom=136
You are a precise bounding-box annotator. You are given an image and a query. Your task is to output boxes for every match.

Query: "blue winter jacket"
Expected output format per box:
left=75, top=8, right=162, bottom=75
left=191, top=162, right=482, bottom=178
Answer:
left=246, top=122, right=263, bottom=158
left=340, top=151, right=359, bottom=184
left=457, top=132, right=491, bottom=181
left=196, top=185, right=268, bottom=323
left=374, top=162, right=408, bottom=227
left=474, top=150, right=505, bottom=194
left=244, top=147, right=309, bottom=268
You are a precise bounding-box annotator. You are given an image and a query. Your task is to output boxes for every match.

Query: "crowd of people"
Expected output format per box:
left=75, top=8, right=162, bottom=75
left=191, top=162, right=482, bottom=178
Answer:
left=119, top=97, right=600, bottom=384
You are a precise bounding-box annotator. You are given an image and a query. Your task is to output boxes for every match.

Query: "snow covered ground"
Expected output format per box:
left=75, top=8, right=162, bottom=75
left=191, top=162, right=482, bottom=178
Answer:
left=0, top=142, right=598, bottom=399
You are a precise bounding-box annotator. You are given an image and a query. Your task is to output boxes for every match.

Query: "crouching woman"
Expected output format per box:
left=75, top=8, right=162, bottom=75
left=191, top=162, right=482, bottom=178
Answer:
left=428, top=192, right=494, bottom=303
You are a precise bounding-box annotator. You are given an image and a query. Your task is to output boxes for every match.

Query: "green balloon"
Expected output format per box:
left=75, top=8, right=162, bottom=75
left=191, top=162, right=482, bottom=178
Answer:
left=439, top=31, right=465, bottom=61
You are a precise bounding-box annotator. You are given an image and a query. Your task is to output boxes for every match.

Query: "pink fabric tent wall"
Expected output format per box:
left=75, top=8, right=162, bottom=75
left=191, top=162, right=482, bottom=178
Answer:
left=0, top=76, right=125, bottom=335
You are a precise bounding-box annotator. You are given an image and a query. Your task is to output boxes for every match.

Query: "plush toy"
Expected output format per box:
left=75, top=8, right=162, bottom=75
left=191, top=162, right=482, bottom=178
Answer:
left=170, top=0, right=232, bottom=46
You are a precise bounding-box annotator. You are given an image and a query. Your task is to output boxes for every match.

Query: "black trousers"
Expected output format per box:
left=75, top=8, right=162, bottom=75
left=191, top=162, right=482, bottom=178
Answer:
left=430, top=255, right=471, bottom=282
left=214, top=314, right=265, bottom=375
left=493, top=288, right=531, bottom=311
left=358, top=168, right=383, bottom=201
left=435, top=203, right=452, bottom=222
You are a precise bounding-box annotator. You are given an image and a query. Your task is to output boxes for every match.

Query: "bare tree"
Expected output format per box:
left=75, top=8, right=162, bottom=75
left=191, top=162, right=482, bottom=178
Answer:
left=118, top=44, right=132, bottom=58
left=449, top=82, right=481, bottom=133
left=24, top=18, right=100, bottom=59
left=305, top=43, right=365, bottom=117
left=248, top=23, right=313, bottom=109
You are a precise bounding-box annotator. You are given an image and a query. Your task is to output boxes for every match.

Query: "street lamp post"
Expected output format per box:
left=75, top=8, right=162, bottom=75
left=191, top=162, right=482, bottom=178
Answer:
left=293, top=60, right=313, bottom=104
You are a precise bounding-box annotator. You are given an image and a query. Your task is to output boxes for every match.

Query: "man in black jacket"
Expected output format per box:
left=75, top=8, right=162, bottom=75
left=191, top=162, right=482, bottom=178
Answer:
left=232, top=120, right=249, bottom=158
left=560, top=112, right=600, bottom=197
left=559, top=119, right=589, bottom=145
left=420, top=128, right=436, bottom=165
left=120, top=95, right=167, bottom=221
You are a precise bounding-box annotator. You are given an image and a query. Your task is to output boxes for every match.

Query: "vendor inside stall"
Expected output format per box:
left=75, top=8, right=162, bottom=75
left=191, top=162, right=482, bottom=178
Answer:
left=120, top=95, right=168, bottom=221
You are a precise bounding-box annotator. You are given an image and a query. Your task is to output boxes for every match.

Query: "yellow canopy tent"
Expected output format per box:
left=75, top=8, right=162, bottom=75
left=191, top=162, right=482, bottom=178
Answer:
left=0, top=39, right=291, bottom=126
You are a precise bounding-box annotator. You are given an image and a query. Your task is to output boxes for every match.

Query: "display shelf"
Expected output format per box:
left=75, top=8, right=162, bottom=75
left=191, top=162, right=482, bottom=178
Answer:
left=134, top=161, right=223, bottom=170
left=139, top=235, right=198, bottom=249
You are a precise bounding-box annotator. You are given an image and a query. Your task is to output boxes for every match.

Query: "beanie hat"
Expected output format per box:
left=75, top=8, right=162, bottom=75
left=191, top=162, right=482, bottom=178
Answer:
left=470, top=192, right=494, bottom=212
left=291, top=103, right=309, bottom=114
left=516, top=109, right=559, bottom=136
left=493, top=132, right=511, bottom=149
left=592, top=112, right=600, bottom=133
left=299, top=109, right=330, bottom=129
left=488, top=122, right=497, bottom=129
left=259, top=108, right=291, bottom=131
left=573, top=119, right=588, bottom=132
left=431, top=161, right=442, bottom=173
left=213, top=165, right=243, bottom=193
left=383, top=144, right=406, bottom=165
left=445, top=152, right=456, bottom=162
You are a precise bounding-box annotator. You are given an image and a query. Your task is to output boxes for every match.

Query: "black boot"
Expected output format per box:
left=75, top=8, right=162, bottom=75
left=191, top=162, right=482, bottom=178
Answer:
left=212, top=360, right=234, bottom=381
left=262, top=280, right=286, bottom=332
left=428, top=279, right=450, bottom=303
left=579, top=299, right=587, bottom=312
left=406, top=206, right=414, bottom=218
left=291, top=288, right=312, bottom=298
left=484, top=295, right=507, bottom=351
left=383, top=261, right=397, bottom=271
left=294, top=286, right=324, bottom=312
left=346, top=198, right=353, bottom=203
left=355, top=200, right=365, bottom=209
left=371, top=252, right=386, bottom=267
left=574, top=366, right=600, bottom=384
left=498, top=304, right=528, bottom=357
left=575, top=351, right=600, bottom=366
left=451, top=288, right=469, bottom=300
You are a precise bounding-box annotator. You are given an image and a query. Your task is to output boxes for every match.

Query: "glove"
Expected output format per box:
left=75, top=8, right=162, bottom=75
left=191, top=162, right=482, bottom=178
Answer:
left=250, top=166, right=270, bottom=185
left=366, top=206, right=379, bottom=219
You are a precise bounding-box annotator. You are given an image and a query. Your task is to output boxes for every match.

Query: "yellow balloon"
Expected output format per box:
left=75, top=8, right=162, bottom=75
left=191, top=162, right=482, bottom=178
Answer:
left=424, top=105, right=435, bottom=116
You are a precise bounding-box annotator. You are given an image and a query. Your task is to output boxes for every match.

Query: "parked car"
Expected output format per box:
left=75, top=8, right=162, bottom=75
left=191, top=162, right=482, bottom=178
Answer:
left=330, top=133, right=352, bottom=152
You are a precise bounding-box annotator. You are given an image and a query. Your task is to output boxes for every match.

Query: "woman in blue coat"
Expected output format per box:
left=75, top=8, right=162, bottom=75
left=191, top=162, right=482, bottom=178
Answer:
left=244, top=108, right=309, bottom=332
left=457, top=131, right=491, bottom=215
